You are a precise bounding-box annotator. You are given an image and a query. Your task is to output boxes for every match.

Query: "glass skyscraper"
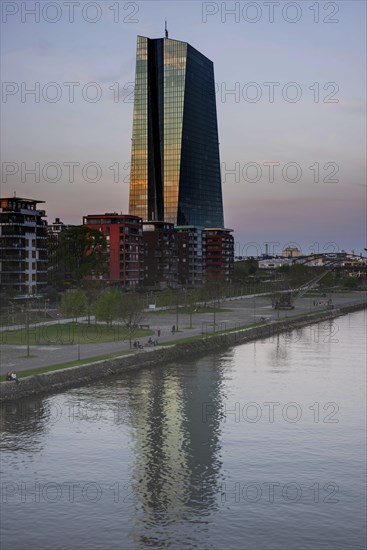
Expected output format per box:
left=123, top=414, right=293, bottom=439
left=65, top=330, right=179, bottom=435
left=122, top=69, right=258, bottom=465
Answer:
left=129, top=35, right=224, bottom=228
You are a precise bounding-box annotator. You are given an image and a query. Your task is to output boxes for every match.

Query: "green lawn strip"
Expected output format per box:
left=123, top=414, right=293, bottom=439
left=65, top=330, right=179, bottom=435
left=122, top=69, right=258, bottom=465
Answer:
left=0, top=311, right=64, bottom=327
left=0, top=323, right=154, bottom=346
left=0, top=314, right=53, bottom=327
left=0, top=350, right=137, bottom=381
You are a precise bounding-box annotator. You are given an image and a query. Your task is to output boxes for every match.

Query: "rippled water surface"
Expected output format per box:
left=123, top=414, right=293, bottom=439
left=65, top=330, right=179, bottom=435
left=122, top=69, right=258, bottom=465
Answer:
left=1, top=311, right=366, bottom=549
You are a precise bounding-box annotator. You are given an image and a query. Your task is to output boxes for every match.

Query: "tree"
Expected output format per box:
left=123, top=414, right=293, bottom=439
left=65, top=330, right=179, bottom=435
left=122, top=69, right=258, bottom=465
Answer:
left=80, top=280, right=106, bottom=324
left=205, top=277, right=226, bottom=305
left=52, top=226, right=107, bottom=287
left=157, top=288, right=176, bottom=307
left=117, top=291, right=145, bottom=348
left=234, top=259, right=258, bottom=282
left=94, top=290, right=145, bottom=347
left=342, top=277, right=358, bottom=289
left=60, top=289, right=88, bottom=321
left=47, top=231, right=68, bottom=290
left=319, top=271, right=335, bottom=289
left=185, top=290, right=199, bottom=329
left=94, top=289, right=120, bottom=327
left=196, top=284, right=210, bottom=307
left=287, top=264, right=314, bottom=287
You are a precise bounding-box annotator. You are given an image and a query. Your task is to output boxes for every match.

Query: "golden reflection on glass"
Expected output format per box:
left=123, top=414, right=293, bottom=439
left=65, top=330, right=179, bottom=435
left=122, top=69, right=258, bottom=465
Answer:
left=163, top=40, right=187, bottom=223
left=129, top=36, right=148, bottom=220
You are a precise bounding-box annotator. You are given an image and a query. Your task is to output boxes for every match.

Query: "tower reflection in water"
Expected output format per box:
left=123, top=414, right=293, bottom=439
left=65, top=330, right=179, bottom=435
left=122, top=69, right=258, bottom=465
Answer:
left=123, top=355, right=226, bottom=543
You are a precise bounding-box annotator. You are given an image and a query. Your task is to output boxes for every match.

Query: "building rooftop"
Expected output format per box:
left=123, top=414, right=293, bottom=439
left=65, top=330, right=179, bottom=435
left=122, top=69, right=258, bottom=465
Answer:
left=1, top=197, right=45, bottom=204
left=204, top=227, right=234, bottom=232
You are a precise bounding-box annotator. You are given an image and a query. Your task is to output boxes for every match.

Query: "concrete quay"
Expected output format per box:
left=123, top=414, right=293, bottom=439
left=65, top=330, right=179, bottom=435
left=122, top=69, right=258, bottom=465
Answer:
left=0, top=292, right=365, bottom=402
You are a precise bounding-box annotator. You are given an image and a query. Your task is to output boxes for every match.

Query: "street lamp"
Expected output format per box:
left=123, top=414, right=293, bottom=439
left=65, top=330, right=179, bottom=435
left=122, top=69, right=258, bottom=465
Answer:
left=26, top=304, right=30, bottom=357
left=77, top=320, right=81, bottom=361
left=253, top=296, right=256, bottom=322
left=175, top=291, right=179, bottom=333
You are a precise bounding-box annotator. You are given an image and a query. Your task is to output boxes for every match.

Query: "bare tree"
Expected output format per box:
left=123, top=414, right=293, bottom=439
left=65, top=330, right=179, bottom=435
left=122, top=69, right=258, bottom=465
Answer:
left=117, top=292, right=145, bottom=348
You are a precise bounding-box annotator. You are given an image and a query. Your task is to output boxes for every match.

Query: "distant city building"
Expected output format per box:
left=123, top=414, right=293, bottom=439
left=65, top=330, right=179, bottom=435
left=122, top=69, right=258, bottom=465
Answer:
left=129, top=34, right=224, bottom=228
left=176, top=226, right=204, bottom=287
left=142, top=221, right=178, bottom=288
left=341, top=255, right=367, bottom=277
left=83, top=214, right=144, bottom=287
left=47, top=217, right=75, bottom=238
left=258, top=258, right=293, bottom=269
left=203, top=228, right=234, bottom=281
left=282, top=246, right=301, bottom=258
left=0, top=196, right=47, bottom=295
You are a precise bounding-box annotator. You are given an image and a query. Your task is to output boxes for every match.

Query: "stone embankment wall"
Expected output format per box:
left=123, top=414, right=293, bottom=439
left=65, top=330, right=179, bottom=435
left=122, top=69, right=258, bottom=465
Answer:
left=1, top=302, right=365, bottom=402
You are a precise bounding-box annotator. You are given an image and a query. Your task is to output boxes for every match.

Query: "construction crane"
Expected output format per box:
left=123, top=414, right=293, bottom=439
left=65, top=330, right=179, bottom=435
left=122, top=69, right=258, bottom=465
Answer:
left=272, top=270, right=331, bottom=309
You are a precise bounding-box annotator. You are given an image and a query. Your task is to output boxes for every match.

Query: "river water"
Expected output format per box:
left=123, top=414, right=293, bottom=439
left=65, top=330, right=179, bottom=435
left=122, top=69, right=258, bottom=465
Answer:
left=1, top=310, right=366, bottom=550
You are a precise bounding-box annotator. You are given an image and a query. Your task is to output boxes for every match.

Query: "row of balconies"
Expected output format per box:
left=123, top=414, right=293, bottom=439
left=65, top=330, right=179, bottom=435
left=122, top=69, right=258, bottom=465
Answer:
left=119, top=261, right=144, bottom=266
left=2, top=270, right=49, bottom=276
left=205, top=239, right=233, bottom=244
left=0, top=220, right=42, bottom=227
left=0, top=254, right=48, bottom=265
left=119, top=242, right=143, bottom=249
left=119, top=251, right=143, bottom=257
left=0, top=252, right=27, bottom=259
left=0, top=230, right=29, bottom=237
left=0, top=274, right=27, bottom=282
left=119, top=252, right=141, bottom=258
left=0, top=237, right=26, bottom=243
left=204, top=250, right=233, bottom=258
left=120, top=260, right=144, bottom=268
left=1, top=267, right=24, bottom=273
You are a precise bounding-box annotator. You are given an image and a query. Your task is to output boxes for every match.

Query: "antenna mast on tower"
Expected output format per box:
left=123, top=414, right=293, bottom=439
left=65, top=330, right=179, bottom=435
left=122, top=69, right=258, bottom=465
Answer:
left=165, top=20, right=168, bottom=38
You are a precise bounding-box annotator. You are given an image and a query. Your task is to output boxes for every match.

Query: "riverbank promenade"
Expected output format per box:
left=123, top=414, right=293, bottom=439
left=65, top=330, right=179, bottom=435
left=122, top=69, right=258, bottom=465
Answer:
left=1, top=291, right=366, bottom=375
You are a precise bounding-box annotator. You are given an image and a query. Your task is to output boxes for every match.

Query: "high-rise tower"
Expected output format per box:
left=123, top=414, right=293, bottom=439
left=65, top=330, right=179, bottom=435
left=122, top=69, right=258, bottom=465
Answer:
left=129, top=35, right=224, bottom=228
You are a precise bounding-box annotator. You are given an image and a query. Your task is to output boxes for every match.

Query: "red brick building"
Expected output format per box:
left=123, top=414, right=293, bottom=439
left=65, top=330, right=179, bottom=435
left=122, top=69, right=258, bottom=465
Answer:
left=83, top=213, right=144, bottom=287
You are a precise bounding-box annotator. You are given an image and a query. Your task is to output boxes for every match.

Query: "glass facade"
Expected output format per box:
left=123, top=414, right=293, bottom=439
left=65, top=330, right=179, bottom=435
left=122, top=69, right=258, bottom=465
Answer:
left=129, top=36, right=148, bottom=221
left=129, top=36, right=224, bottom=228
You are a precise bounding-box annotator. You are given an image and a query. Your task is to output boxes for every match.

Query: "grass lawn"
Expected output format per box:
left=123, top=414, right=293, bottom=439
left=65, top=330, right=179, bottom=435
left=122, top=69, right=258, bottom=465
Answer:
left=0, top=323, right=154, bottom=346
left=0, top=313, right=55, bottom=327
left=0, top=349, right=138, bottom=381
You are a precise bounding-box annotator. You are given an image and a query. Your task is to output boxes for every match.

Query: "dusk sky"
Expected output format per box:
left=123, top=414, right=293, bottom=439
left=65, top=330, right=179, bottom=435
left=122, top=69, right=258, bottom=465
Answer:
left=1, top=0, right=366, bottom=256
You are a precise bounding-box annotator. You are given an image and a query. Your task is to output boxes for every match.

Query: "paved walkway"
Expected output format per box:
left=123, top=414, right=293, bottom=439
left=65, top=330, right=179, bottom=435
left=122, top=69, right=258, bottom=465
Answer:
left=0, top=292, right=365, bottom=374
